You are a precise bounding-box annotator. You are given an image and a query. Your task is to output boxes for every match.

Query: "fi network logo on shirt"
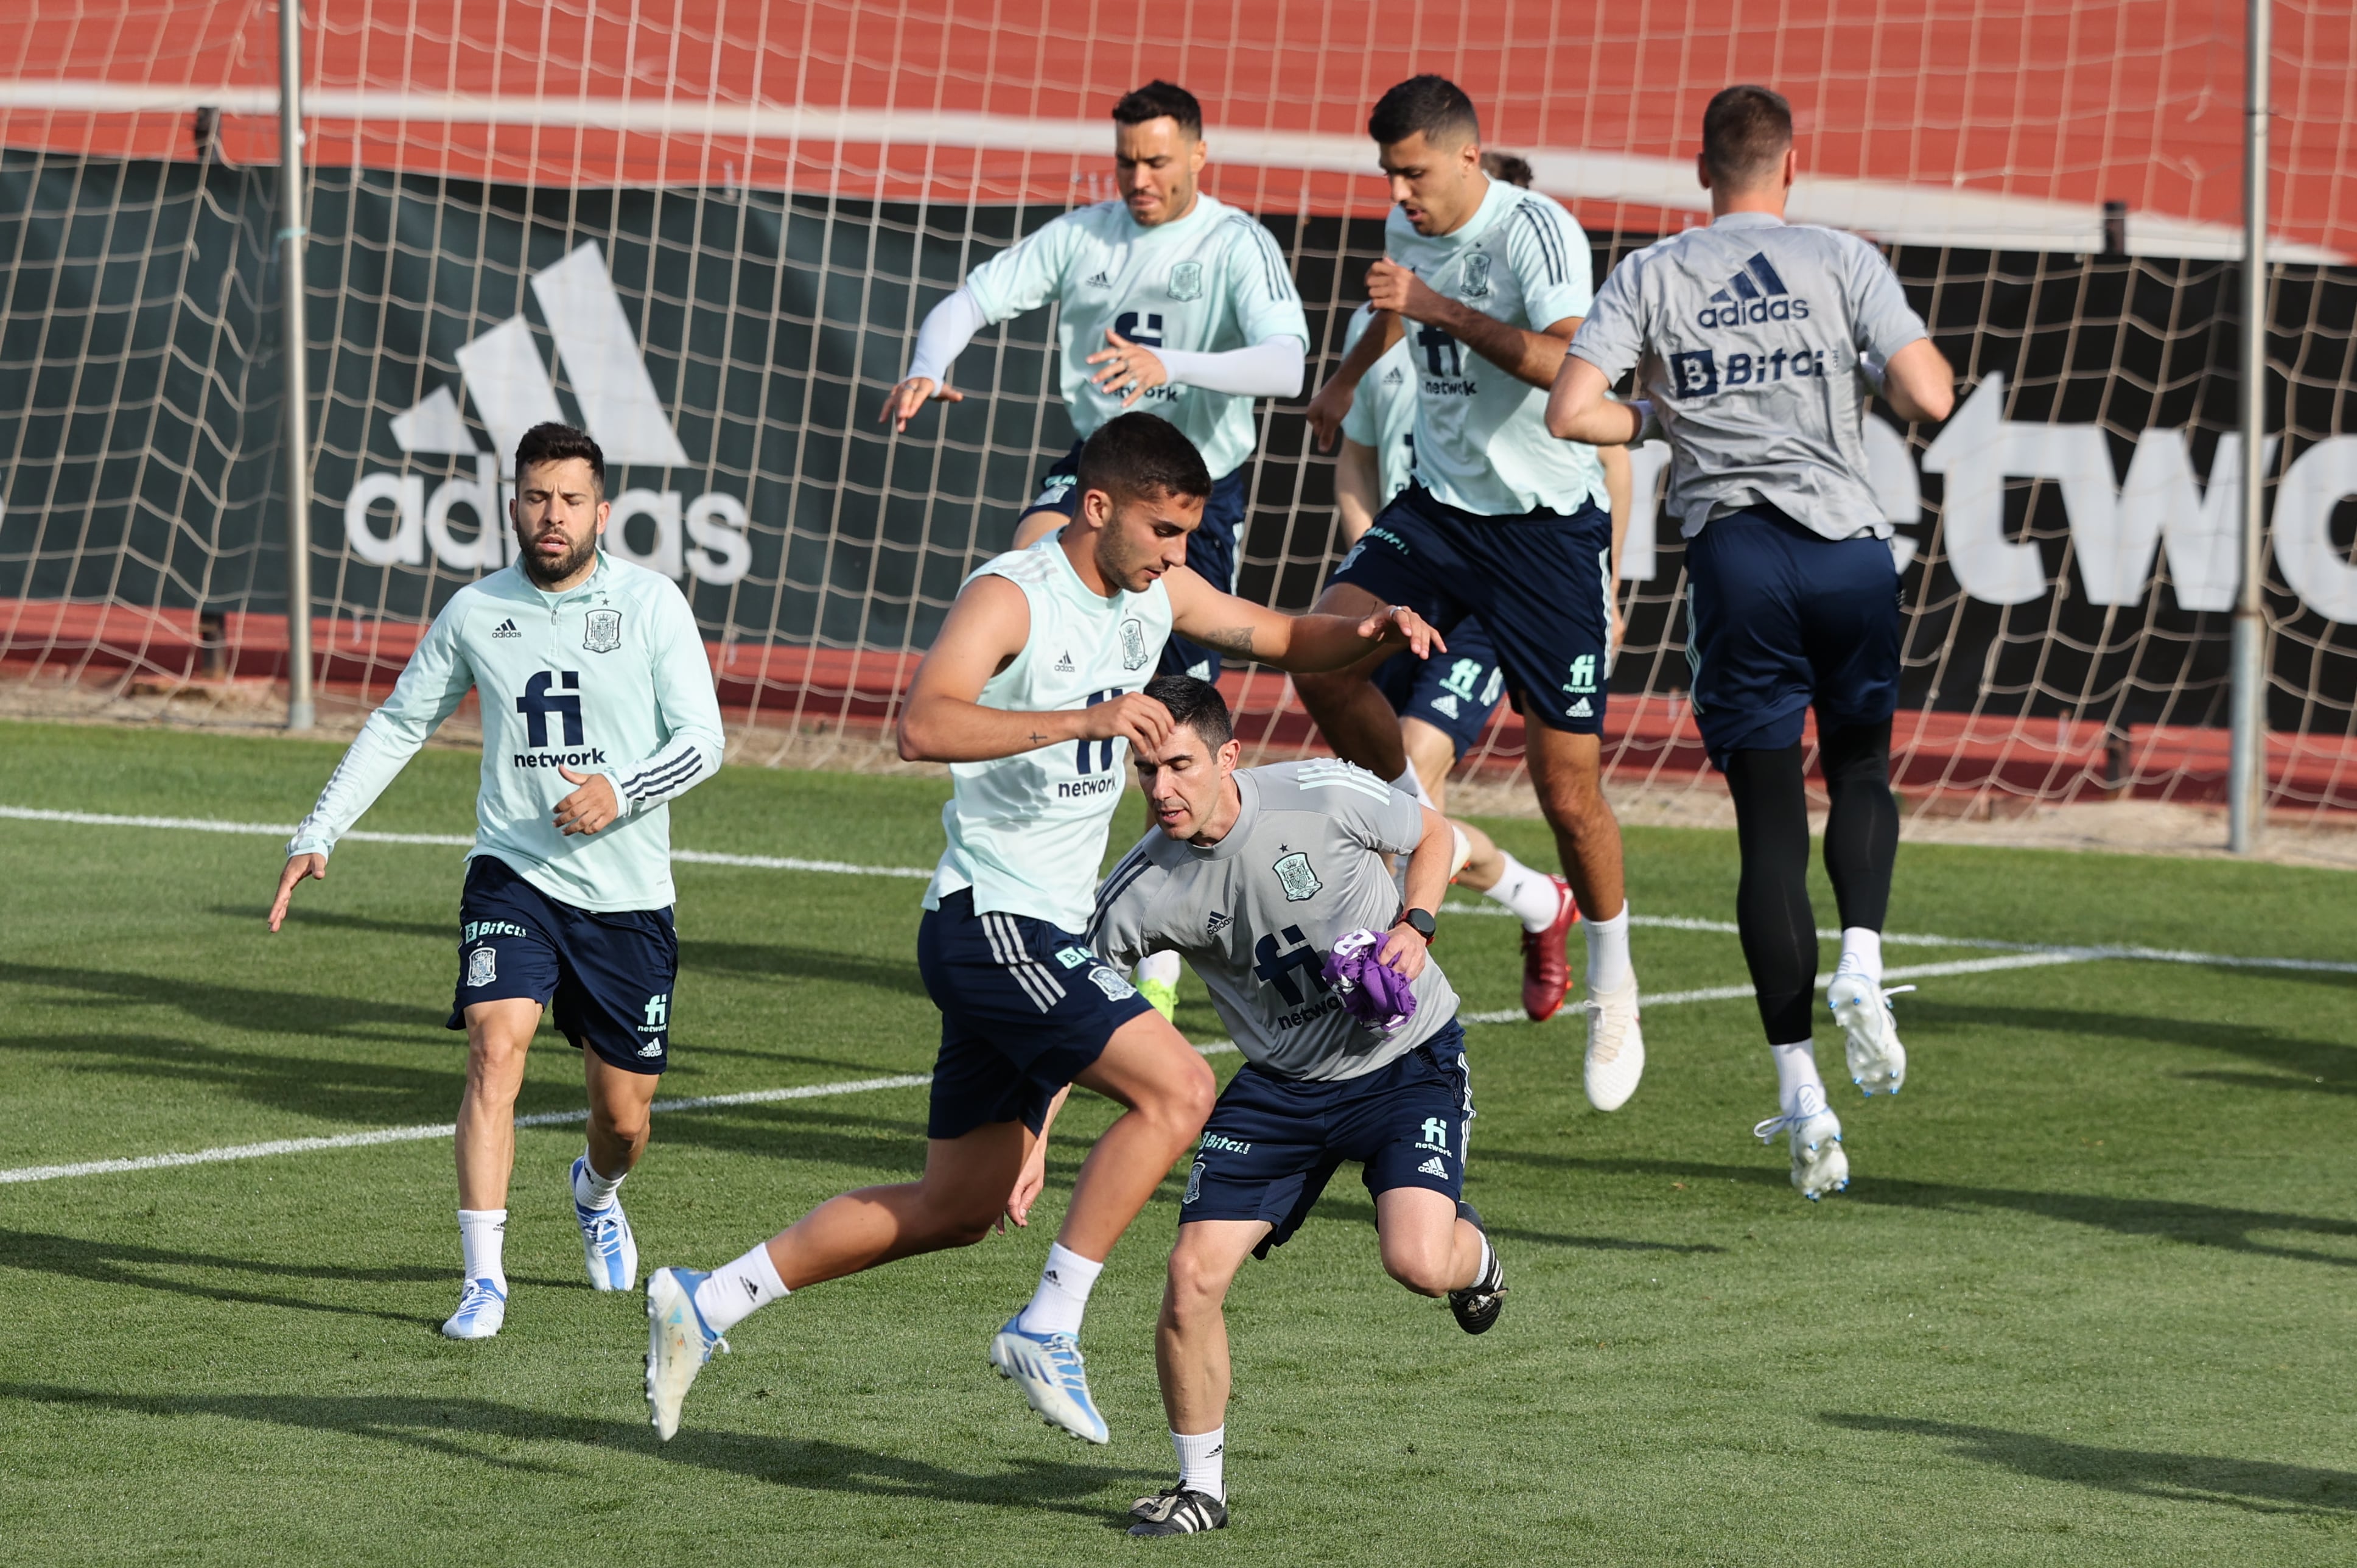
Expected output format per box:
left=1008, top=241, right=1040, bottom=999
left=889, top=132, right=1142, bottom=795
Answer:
left=1696, top=252, right=1812, bottom=329
left=343, top=242, right=752, bottom=587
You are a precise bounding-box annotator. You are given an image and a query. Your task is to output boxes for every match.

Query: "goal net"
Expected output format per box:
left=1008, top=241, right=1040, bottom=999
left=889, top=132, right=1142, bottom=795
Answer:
left=3, top=1, right=2355, bottom=849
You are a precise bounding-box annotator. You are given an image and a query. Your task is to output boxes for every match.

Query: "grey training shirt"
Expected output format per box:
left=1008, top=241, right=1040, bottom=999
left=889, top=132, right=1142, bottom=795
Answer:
left=1088, top=759, right=1459, bottom=1081
left=1566, top=211, right=1928, bottom=542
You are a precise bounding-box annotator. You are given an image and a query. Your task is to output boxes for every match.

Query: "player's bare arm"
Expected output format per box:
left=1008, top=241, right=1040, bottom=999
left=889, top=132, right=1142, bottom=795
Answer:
left=1378, top=801, right=1455, bottom=978
left=1163, top=566, right=1443, bottom=670
left=1305, top=313, right=1405, bottom=449
left=1545, top=354, right=1645, bottom=446
left=898, top=575, right=1175, bottom=762
left=1333, top=438, right=1384, bottom=544
left=1368, top=257, right=1576, bottom=390
left=1601, top=441, right=1633, bottom=650
left=1875, top=337, right=1957, bottom=424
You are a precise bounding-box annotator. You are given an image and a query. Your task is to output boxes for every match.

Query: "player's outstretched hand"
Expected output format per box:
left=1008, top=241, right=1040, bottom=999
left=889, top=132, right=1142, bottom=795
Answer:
left=1365, top=257, right=1446, bottom=324
left=1087, top=328, right=1170, bottom=408
left=267, top=852, right=327, bottom=933
left=877, top=376, right=962, bottom=432
left=1304, top=374, right=1356, bottom=452
left=554, top=766, right=621, bottom=836
left=1376, top=922, right=1430, bottom=981
left=1355, top=603, right=1445, bottom=660
left=1077, top=692, right=1175, bottom=755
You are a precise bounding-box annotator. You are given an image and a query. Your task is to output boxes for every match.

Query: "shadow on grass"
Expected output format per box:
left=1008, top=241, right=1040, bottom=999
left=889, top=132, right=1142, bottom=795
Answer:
left=1, top=1385, right=1152, bottom=1511
left=1483, top=1152, right=2357, bottom=1267
left=1305, top=1196, right=1722, bottom=1255
left=1824, top=1413, right=2357, bottom=1516
left=0, top=1229, right=489, bottom=1328
left=5, top=962, right=440, bottom=1037
left=1919, top=1000, right=2357, bottom=1097
left=251, top=908, right=934, bottom=1001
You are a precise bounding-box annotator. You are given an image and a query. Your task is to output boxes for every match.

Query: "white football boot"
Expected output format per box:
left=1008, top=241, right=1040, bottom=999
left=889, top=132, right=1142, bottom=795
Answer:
left=989, top=1316, right=1110, bottom=1444
left=1579, top=982, right=1646, bottom=1112
left=1829, top=975, right=1914, bottom=1096
left=571, top=1155, right=639, bottom=1291
left=645, top=1266, right=729, bottom=1441
left=1754, top=1087, right=1849, bottom=1200
left=440, top=1277, right=507, bottom=1340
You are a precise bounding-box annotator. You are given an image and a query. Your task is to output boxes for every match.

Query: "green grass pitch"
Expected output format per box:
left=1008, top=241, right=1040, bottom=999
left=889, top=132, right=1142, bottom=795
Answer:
left=2, top=717, right=2353, bottom=1565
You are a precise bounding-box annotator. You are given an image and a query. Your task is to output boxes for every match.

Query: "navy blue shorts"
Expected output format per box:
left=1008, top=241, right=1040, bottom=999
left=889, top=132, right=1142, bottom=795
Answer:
left=1329, top=486, right=1614, bottom=734
left=1028, top=439, right=1247, bottom=682
left=1684, top=504, right=1902, bottom=771
left=447, top=854, right=678, bottom=1074
left=1180, top=1020, right=1471, bottom=1255
left=917, top=888, right=1157, bottom=1141
left=1372, top=617, right=1505, bottom=758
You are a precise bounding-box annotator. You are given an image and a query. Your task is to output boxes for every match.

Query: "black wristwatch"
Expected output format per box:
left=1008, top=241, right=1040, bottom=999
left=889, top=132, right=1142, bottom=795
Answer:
left=1401, top=907, right=1437, bottom=942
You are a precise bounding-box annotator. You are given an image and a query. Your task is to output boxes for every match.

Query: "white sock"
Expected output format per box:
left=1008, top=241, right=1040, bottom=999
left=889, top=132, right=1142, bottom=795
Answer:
left=1017, top=1242, right=1104, bottom=1337
left=694, top=1241, right=790, bottom=1334
left=1172, top=1426, right=1227, bottom=1502
left=1482, top=852, right=1563, bottom=933
left=1134, top=950, right=1182, bottom=990
left=1836, top=927, right=1883, bottom=985
left=571, top=1151, right=625, bottom=1211
left=457, top=1208, right=507, bottom=1290
left=1390, top=763, right=1435, bottom=808
left=1771, top=1040, right=1828, bottom=1119
left=1448, top=822, right=1473, bottom=878
left=1584, top=903, right=1634, bottom=992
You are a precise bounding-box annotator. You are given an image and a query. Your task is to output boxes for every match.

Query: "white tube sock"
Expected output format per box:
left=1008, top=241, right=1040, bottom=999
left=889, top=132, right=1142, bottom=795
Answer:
left=1017, top=1242, right=1104, bottom=1337
left=1134, top=950, right=1182, bottom=989
left=457, top=1208, right=507, bottom=1290
left=1771, top=1040, right=1828, bottom=1119
left=571, top=1151, right=625, bottom=1211
left=1482, top=852, right=1564, bottom=933
left=695, top=1241, right=790, bottom=1333
left=1584, top=903, right=1634, bottom=992
left=1172, top=1426, right=1227, bottom=1502
left=1836, top=927, right=1883, bottom=985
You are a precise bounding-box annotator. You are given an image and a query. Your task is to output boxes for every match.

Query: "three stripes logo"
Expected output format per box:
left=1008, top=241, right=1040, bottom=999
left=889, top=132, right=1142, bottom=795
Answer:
left=341, top=241, right=752, bottom=586
left=491, top=618, right=520, bottom=639
left=1696, top=251, right=1812, bottom=329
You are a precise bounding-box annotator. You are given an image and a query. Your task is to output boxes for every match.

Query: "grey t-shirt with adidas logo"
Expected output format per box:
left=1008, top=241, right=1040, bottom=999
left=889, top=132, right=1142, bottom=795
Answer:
left=1087, top=759, right=1460, bottom=1082
left=1567, top=211, right=1928, bottom=542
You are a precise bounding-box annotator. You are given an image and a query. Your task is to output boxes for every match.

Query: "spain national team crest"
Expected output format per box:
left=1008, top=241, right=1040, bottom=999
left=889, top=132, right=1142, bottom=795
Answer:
left=583, top=609, right=622, bottom=653
left=465, top=946, right=497, bottom=988
left=1168, top=261, right=1204, bottom=301
left=1273, top=851, right=1322, bottom=902
left=1462, top=252, right=1493, bottom=298
left=1119, top=618, right=1149, bottom=670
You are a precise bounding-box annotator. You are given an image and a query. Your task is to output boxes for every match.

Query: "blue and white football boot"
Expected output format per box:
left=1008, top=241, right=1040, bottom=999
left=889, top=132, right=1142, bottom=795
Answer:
left=440, top=1276, right=507, bottom=1340
left=645, top=1265, right=728, bottom=1441
left=571, top=1155, right=638, bottom=1291
left=989, top=1315, right=1110, bottom=1444
left=1754, top=1085, right=1849, bottom=1201
left=1829, top=975, right=1914, bottom=1096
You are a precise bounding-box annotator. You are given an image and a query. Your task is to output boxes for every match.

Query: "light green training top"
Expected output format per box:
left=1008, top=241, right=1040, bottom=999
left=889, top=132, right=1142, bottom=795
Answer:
left=1339, top=302, right=1419, bottom=504
left=1381, top=178, right=1608, bottom=517
left=962, top=193, right=1309, bottom=480
left=923, top=540, right=1174, bottom=933
left=287, top=553, right=726, bottom=912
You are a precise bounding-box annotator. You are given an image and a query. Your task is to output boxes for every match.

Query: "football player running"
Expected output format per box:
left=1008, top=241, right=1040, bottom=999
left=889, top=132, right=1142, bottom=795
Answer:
left=640, top=413, right=1441, bottom=1450
left=1305, top=76, right=1644, bottom=1112
left=268, top=422, right=725, bottom=1338
left=1548, top=85, right=1954, bottom=1198
left=1088, top=677, right=1505, bottom=1537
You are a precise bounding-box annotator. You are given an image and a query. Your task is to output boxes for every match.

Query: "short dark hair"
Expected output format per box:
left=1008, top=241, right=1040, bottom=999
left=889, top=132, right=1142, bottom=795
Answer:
left=1112, top=80, right=1202, bottom=141
left=1074, top=412, right=1213, bottom=509
left=1143, top=674, right=1233, bottom=751
left=1702, top=85, right=1793, bottom=188
left=1480, top=150, right=1535, bottom=189
left=514, top=422, right=605, bottom=495
left=1368, top=75, right=1479, bottom=148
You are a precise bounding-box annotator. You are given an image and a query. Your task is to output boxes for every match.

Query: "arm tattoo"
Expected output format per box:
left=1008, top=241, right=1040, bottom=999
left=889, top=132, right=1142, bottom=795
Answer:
left=1197, top=626, right=1256, bottom=656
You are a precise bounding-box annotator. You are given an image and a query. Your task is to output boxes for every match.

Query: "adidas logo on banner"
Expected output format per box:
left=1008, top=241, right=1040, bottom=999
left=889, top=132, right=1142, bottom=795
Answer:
left=491, top=618, right=520, bottom=639
left=1697, top=251, right=1810, bottom=329
left=341, top=241, right=752, bottom=586
left=1417, top=1157, right=1449, bottom=1178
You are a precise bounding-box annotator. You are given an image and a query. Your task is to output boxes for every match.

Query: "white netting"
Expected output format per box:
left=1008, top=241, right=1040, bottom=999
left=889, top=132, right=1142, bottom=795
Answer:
left=3, top=1, right=2355, bottom=845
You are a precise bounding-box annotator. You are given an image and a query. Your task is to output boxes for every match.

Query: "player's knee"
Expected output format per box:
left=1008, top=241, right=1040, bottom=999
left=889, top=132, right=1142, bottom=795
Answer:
left=1159, top=1054, right=1218, bottom=1136
left=1163, top=1247, right=1235, bottom=1319
left=1379, top=1239, right=1453, bottom=1297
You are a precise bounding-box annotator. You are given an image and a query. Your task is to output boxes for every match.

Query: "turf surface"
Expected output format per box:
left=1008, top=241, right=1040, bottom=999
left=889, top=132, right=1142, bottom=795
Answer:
left=2, top=718, right=2353, bottom=1564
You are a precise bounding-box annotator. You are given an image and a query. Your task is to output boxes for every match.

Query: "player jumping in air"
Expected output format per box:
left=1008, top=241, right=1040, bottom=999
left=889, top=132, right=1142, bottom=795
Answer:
left=1330, top=149, right=1634, bottom=1022
left=1087, top=677, right=1505, bottom=1536
left=640, top=413, right=1440, bottom=1447
left=268, top=422, right=726, bottom=1337
left=877, top=78, right=1312, bottom=1024
left=1304, top=75, right=1645, bottom=1113
left=1548, top=85, right=1955, bottom=1198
